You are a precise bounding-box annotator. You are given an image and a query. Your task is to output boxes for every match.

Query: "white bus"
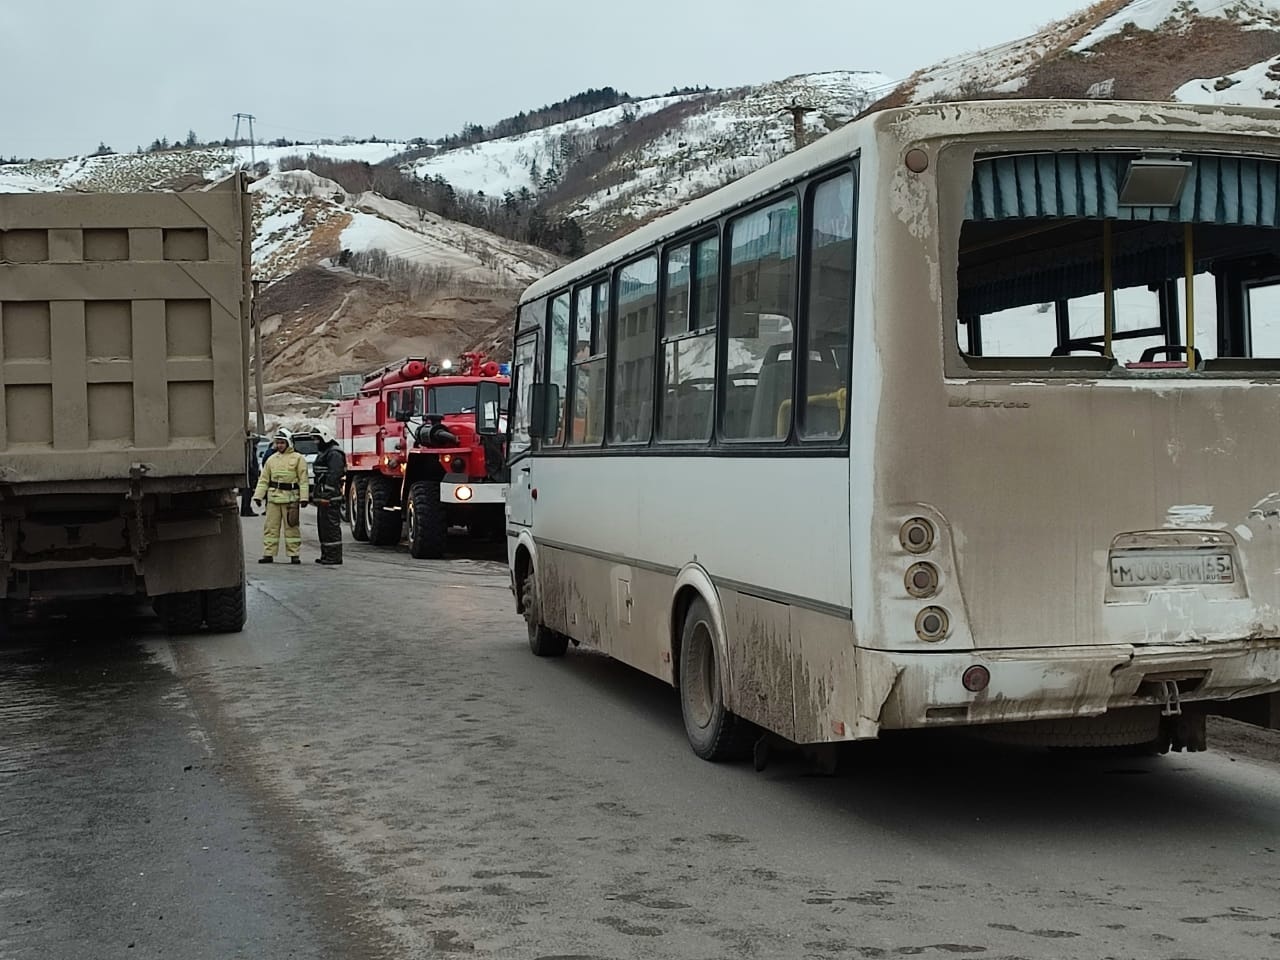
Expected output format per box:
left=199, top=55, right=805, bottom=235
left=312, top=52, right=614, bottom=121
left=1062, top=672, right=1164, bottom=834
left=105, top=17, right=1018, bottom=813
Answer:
left=505, top=99, right=1280, bottom=763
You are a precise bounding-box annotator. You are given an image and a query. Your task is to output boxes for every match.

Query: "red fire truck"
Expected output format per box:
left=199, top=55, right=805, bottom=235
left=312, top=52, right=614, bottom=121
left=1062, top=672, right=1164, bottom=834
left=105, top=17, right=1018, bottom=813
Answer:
left=335, top=352, right=510, bottom=558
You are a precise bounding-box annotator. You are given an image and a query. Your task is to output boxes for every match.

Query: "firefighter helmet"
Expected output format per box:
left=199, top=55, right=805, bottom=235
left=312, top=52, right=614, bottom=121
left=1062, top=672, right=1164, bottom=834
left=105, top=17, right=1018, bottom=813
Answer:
left=273, top=427, right=292, bottom=444
left=314, top=425, right=334, bottom=444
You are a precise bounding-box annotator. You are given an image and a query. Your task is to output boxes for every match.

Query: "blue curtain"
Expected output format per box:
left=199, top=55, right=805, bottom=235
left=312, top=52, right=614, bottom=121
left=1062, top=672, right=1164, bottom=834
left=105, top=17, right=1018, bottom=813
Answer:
left=966, top=152, right=1280, bottom=227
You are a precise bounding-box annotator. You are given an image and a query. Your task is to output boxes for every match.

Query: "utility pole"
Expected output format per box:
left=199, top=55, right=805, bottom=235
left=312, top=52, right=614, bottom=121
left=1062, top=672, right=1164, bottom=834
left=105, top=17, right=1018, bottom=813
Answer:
left=251, top=278, right=266, bottom=434
left=779, top=99, right=817, bottom=151
left=233, top=112, right=257, bottom=167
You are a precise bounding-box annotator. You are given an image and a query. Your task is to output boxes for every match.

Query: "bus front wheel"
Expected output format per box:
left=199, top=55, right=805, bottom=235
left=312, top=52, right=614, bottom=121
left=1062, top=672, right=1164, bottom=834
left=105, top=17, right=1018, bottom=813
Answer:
left=523, top=571, right=568, bottom=657
left=679, top=597, right=750, bottom=761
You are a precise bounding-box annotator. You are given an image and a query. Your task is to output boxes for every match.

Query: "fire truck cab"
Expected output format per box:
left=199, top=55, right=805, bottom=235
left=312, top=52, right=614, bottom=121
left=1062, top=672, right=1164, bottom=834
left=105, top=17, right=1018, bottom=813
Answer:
left=335, top=352, right=510, bottom=558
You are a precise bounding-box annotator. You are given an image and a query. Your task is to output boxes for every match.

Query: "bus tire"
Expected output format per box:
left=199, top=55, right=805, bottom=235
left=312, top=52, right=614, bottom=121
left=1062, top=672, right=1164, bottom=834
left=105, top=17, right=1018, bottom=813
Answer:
left=523, top=571, right=568, bottom=657
left=365, top=476, right=401, bottom=546
left=407, top=481, right=448, bottom=559
left=348, top=476, right=369, bottom=542
left=679, top=597, right=749, bottom=761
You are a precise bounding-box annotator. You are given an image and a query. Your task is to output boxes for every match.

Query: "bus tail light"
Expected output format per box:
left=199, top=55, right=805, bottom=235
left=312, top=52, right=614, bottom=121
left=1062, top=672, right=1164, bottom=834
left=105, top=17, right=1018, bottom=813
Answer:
left=962, top=665, right=990, bottom=693
left=915, top=606, right=950, bottom=642
left=906, top=562, right=940, bottom=598
left=900, top=518, right=935, bottom=554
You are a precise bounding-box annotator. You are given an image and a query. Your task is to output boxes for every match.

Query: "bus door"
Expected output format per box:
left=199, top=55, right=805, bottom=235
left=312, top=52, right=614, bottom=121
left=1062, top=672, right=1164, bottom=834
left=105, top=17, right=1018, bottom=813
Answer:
left=506, top=332, right=540, bottom=530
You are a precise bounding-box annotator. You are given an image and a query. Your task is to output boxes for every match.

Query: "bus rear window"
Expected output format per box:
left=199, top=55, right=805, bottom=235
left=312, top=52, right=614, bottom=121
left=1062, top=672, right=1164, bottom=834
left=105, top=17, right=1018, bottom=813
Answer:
left=956, top=151, right=1280, bottom=373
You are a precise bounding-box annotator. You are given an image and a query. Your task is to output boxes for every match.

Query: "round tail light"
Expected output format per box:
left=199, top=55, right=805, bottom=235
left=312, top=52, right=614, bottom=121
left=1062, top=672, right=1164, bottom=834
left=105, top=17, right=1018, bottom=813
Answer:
left=915, top=606, right=950, bottom=642
left=905, top=562, right=940, bottom=598
left=900, top=518, right=935, bottom=554
left=962, top=665, right=990, bottom=693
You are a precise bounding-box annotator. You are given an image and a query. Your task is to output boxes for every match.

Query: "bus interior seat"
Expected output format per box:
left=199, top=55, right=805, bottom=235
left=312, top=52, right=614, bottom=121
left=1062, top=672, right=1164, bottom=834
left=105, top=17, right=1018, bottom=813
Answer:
left=749, top=350, right=793, bottom=438
left=752, top=342, right=845, bottom=438
left=723, top=377, right=759, bottom=438
left=776, top=387, right=847, bottom=437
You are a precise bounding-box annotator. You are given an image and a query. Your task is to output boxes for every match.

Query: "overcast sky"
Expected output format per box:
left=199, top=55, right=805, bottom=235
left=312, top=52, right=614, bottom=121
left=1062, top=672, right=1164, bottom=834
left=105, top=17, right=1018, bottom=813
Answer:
left=3, top=0, right=1084, bottom=160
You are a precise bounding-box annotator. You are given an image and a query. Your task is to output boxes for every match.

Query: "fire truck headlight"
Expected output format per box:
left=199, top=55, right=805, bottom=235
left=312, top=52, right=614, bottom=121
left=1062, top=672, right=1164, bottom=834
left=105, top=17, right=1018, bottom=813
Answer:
left=441, top=358, right=453, bottom=371
left=454, top=484, right=474, bottom=502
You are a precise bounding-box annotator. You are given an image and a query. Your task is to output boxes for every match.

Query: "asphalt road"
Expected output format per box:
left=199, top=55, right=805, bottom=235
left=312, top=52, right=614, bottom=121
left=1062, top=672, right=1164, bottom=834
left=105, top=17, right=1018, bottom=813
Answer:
left=4, top=514, right=1280, bottom=960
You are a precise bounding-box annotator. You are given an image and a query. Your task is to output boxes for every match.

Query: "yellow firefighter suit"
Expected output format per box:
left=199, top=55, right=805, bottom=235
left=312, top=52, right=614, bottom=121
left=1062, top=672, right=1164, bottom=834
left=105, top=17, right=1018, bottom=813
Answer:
left=253, top=443, right=310, bottom=558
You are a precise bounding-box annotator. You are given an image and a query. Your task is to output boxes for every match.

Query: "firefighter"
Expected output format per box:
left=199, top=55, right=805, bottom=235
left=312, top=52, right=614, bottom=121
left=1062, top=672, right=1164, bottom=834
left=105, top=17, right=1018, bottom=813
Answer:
left=253, top=427, right=309, bottom=564
left=310, top=426, right=346, bottom=565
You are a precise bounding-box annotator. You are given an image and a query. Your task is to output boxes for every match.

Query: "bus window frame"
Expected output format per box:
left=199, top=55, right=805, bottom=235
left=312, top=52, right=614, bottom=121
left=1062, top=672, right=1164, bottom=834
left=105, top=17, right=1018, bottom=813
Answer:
left=797, top=165, right=858, bottom=446
left=941, top=137, right=1280, bottom=379
left=608, top=252, right=661, bottom=447
left=656, top=228, right=720, bottom=447
left=517, top=156, right=858, bottom=458
left=567, top=273, right=611, bottom=447
left=716, top=187, right=803, bottom=446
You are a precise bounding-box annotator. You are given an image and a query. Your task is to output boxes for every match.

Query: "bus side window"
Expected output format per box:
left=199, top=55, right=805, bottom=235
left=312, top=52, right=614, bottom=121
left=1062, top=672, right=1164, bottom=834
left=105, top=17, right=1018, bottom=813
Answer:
left=800, top=172, right=855, bottom=440
left=386, top=391, right=399, bottom=419
left=724, top=195, right=799, bottom=441
left=548, top=293, right=571, bottom=445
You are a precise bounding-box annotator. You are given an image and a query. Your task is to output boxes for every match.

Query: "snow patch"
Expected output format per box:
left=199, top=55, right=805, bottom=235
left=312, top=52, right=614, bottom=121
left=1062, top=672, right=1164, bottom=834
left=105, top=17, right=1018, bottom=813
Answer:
left=1072, top=0, right=1280, bottom=51
left=1174, top=55, right=1280, bottom=108
left=408, top=96, right=695, bottom=197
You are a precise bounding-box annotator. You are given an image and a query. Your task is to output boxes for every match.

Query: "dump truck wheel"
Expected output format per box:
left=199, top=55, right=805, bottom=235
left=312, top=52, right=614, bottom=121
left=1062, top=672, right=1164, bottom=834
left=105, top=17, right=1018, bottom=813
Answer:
left=155, top=591, right=204, bottom=635
left=204, top=580, right=246, bottom=633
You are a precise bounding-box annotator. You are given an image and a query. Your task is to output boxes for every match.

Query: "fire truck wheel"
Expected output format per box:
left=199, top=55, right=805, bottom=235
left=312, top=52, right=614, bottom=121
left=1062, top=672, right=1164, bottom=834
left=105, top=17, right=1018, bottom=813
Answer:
left=523, top=571, right=568, bottom=657
left=365, top=477, right=401, bottom=547
left=348, top=476, right=369, bottom=542
left=407, top=481, right=448, bottom=559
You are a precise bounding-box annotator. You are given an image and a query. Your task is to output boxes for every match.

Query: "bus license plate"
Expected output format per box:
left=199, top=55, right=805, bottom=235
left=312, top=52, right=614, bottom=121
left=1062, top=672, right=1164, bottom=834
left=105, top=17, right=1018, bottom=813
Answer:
left=1110, top=552, right=1235, bottom=587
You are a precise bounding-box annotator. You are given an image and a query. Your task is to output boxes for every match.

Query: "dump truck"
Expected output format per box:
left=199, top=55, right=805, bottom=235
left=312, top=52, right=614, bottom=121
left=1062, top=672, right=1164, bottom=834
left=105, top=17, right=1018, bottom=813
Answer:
left=0, top=174, right=252, bottom=632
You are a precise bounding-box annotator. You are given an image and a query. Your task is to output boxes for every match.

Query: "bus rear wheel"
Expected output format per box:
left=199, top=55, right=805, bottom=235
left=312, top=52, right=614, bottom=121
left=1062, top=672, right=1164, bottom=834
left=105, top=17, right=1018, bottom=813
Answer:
left=679, top=597, right=749, bottom=761
left=522, top=571, right=568, bottom=657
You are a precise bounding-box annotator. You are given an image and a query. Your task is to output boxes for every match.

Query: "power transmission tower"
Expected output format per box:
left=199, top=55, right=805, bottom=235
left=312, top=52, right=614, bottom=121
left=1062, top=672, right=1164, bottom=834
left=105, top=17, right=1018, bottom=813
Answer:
left=779, top=99, right=817, bottom=151
left=233, top=113, right=257, bottom=167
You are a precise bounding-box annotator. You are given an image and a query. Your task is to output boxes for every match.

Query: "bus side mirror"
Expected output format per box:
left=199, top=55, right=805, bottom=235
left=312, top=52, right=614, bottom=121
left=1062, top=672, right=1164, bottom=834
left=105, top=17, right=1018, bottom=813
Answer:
left=529, top=383, right=559, bottom=439
left=395, top=408, right=414, bottom=423
left=477, top=381, right=501, bottom=436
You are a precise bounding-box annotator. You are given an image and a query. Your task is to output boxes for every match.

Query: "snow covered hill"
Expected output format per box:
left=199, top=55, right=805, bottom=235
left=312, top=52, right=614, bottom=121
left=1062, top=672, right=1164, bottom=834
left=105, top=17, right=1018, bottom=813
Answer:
left=411, top=72, right=890, bottom=243
left=877, top=0, right=1280, bottom=108
left=0, top=141, right=410, bottom=194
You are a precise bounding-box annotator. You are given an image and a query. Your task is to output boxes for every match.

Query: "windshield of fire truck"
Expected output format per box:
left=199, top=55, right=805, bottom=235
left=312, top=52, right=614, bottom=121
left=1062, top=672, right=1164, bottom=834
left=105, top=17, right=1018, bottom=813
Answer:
left=428, top=384, right=511, bottom=416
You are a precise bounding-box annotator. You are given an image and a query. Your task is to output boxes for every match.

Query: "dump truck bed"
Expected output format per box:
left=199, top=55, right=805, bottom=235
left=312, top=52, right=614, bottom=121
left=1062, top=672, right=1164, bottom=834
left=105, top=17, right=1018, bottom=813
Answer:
left=0, top=175, right=251, bottom=487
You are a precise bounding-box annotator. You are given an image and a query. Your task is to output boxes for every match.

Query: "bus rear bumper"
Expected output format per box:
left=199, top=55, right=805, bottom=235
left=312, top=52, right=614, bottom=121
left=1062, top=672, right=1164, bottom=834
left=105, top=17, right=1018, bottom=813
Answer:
left=863, top=640, right=1280, bottom=733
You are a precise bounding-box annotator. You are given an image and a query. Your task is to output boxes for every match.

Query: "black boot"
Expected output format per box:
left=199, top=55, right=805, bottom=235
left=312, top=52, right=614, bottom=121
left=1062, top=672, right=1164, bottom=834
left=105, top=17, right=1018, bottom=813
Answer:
left=290, top=556, right=301, bottom=565
left=258, top=556, right=273, bottom=564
